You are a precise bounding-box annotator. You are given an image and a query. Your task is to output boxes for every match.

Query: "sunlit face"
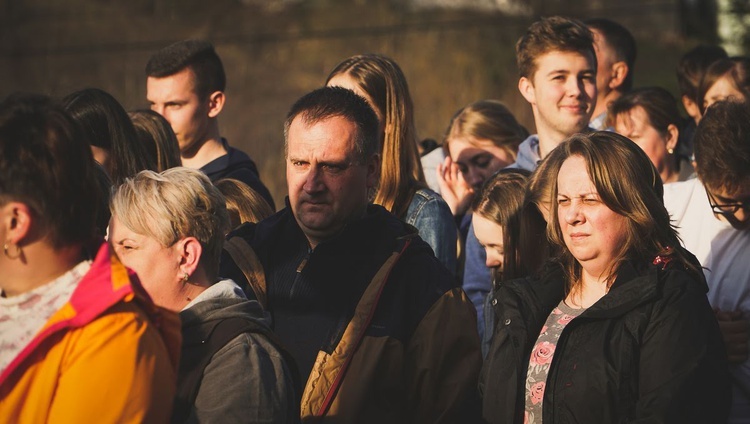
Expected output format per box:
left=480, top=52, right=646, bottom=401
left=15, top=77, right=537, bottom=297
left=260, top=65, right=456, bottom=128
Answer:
left=473, top=214, right=505, bottom=271
left=614, top=106, right=675, bottom=181
left=147, top=68, right=210, bottom=156
left=109, top=216, right=184, bottom=311
left=704, top=75, right=746, bottom=110
left=447, top=137, right=515, bottom=189
left=521, top=51, right=597, bottom=141
left=705, top=184, right=750, bottom=231
left=557, top=155, right=629, bottom=277
left=286, top=115, right=379, bottom=248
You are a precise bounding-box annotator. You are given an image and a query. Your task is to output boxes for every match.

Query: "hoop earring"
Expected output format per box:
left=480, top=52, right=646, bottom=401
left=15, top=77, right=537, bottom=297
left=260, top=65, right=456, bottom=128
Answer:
left=3, top=242, right=21, bottom=260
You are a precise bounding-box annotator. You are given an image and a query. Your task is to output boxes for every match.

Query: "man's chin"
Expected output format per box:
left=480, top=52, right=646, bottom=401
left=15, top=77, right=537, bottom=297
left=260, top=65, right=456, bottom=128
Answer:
left=564, top=118, right=591, bottom=135
left=295, top=217, right=343, bottom=245
left=296, top=211, right=334, bottom=233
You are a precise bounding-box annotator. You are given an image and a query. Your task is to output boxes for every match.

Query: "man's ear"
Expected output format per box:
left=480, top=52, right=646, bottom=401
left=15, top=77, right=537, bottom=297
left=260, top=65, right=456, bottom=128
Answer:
left=2, top=202, right=33, bottom=246
left=608, top=61, right=629, bottom=91
left=366, top=153, right=381, bottom=190
left=207, top=91, right=225, bottom=119
left=518, top=77, right=536, bottom=105
left=177, top=236, right=202, bottom=277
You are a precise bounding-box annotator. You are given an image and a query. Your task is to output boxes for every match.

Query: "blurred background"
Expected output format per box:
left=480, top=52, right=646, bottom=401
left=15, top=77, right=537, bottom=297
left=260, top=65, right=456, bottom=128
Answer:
left=1, top=0, right=747, bottom=206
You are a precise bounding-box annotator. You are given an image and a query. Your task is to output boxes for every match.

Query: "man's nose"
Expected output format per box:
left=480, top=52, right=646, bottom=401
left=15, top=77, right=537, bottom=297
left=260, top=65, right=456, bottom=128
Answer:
left=303, top=167, right=324, bottom=193
left=566, top=77, right=583, bottom=97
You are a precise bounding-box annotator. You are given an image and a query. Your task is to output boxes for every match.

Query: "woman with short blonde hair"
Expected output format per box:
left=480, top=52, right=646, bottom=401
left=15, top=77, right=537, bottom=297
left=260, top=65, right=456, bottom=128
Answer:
left=110, top=167, right=297, bottom=423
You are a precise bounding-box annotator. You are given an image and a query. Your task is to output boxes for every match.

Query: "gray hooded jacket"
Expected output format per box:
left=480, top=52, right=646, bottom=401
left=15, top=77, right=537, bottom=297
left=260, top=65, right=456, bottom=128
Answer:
left=179, top=280, right=297, bottom=424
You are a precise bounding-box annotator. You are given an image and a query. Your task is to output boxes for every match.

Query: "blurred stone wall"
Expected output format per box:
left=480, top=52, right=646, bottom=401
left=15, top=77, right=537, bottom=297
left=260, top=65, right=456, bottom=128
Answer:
left=0, top=0, right=703, bottom=207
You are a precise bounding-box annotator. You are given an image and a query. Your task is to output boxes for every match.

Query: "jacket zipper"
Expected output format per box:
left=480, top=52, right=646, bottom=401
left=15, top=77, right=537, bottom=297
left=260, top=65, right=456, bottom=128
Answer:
left=290, top=248, right=310, bottom=299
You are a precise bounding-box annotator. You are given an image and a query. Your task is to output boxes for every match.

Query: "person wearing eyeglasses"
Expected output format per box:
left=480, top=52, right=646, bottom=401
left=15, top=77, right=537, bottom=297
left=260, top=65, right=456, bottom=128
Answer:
left=663, top=100, right=750, bottom=423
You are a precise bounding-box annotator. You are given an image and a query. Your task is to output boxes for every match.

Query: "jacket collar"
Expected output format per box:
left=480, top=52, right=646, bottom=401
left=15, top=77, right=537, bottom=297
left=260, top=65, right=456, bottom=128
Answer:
left=583, top=261, right=659, bottom=319
left=506, top=259, right=663, bottom=321
left=0, top=241, right=143, bottom=386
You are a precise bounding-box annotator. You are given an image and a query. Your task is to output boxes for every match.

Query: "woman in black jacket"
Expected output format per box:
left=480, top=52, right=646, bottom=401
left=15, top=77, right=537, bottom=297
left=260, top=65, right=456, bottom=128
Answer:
left=480, top=131, right=730, bottom=423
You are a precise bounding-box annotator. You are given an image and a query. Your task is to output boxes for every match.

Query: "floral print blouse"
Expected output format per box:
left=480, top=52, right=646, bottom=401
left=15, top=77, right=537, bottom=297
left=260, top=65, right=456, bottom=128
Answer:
left=524, top=299, right=585, bottom=424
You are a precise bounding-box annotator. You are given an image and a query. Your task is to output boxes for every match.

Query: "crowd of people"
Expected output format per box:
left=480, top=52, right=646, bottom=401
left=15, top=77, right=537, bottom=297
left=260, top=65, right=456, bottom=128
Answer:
left=0, top=13, right=748, bottom=424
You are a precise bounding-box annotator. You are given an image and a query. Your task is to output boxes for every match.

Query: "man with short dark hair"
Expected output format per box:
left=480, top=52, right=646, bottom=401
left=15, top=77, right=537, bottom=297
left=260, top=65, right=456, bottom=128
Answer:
left=584, top=18, right=637, bottom=130
left=220, top=86, right=481, bottom=423
left=146, top=39, right=274, bottom=208
left=663, top=100, right=750, bottom=422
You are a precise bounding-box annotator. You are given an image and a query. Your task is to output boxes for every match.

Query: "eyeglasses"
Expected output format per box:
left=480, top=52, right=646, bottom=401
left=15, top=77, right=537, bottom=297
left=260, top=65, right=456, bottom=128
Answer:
left=705, top=188, right=750, bottom=216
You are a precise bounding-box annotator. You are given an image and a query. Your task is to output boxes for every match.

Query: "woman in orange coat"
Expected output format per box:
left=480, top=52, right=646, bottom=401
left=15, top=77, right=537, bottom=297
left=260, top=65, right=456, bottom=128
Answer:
left=0, top=94, right=180, bottom=423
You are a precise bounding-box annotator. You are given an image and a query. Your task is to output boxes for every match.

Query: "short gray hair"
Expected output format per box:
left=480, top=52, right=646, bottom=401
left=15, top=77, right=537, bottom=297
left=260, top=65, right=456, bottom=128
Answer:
left=110, top=167, right=230, bottom=279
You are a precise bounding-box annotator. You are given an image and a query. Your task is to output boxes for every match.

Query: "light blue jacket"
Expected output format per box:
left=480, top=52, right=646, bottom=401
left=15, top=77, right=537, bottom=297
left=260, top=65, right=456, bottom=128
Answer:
left=404, top=188, right=457, bottom=274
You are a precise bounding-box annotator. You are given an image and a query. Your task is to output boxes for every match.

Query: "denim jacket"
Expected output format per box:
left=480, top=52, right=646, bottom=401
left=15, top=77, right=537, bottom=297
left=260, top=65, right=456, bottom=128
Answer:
left=404, top=188, right=457, bottom=274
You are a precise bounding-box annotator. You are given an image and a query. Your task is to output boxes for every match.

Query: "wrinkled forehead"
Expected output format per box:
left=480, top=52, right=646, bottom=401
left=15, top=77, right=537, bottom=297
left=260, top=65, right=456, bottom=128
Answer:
left=287, top=114, right=358, bottom=156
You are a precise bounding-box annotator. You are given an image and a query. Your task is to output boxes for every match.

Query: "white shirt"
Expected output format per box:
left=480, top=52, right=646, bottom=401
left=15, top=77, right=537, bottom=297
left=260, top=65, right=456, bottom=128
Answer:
left=664, top=178, right=750, bottom=423
left=420, top=147, right=445, bottom=195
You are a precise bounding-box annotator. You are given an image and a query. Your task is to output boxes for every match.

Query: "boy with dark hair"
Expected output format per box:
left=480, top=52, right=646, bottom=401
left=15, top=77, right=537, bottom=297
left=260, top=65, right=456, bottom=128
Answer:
left=146, top=39, right=274, bottom=208
left=584, top=18, right=637, bottom=129
left=663, top=100, right=750, bottom=422
left=146, top=39, right=226, bottom=100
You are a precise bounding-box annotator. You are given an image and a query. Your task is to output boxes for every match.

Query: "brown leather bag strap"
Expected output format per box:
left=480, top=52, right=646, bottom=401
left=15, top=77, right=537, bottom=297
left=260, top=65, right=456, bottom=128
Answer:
left=312, top=236, right=414, bottom=417
left=223, top=237, right=268, bottom=309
